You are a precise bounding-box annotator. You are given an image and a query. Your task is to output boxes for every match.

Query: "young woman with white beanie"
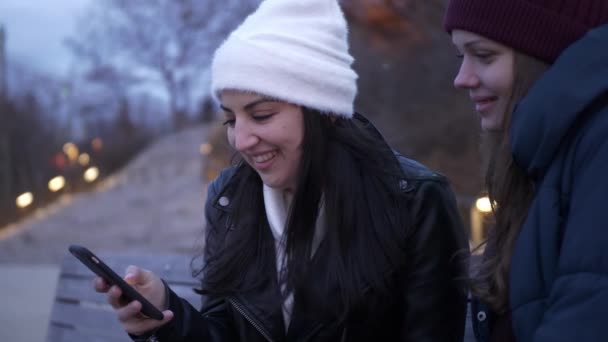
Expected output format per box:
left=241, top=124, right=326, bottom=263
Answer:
left=95, top=0, right=469, bottom=340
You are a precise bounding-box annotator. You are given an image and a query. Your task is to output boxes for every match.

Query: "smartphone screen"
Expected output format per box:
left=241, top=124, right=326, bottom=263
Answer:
left=68, top=245, right=164, bottom=320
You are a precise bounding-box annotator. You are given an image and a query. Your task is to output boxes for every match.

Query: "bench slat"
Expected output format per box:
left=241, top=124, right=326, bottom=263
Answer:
left=49, top=300, right=128, bottom=338
left=47, top=324, right=131, bottom=342
left=47, top=253, right=202, bottom=342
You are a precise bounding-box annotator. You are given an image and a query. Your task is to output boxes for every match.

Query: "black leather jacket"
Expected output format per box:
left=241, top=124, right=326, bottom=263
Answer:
left=149, top=115, right=469, bottom=341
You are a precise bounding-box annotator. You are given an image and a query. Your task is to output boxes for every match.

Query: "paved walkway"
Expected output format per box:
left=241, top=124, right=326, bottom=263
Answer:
left=0, top=125, right=213, bottom=341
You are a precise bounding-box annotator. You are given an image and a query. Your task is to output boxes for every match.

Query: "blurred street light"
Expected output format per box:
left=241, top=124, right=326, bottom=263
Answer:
left=78, top=153, right=91, bottom=166
left=84, top=167, right=100, bottom=183
left=48, top=176, right=66, bottom=192
left=92, top=138, right=103, bottom=151
left=200, top=143, right=213, bottom=156
left=52, top=152, right=67, bottom=170
left=470, top=195, right=494, bottom=249
left=16, top=192, right=34, bottom=209
left=475, top=196, right=493, bottom=213
left=63, top=142, right=79, bottom=162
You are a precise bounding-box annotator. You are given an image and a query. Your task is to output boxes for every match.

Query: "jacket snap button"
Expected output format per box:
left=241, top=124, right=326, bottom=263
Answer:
left=218, top=196, right=230, bottom=207
left=399, top=179, right=408, bottom=190
left=477, top=311, right=487, bottom=322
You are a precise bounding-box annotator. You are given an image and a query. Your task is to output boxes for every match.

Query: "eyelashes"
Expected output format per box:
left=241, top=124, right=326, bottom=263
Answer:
left=222, top=113, right=277, bottom=128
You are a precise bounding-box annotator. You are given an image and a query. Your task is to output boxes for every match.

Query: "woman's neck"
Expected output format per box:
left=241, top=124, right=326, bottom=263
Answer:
left=283, top=189, right=294, bottom=209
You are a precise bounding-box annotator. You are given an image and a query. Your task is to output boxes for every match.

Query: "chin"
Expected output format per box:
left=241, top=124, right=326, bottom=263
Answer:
left=480, top=119, right=503, bottom=132
left=261, top=178, right=285, bottom=190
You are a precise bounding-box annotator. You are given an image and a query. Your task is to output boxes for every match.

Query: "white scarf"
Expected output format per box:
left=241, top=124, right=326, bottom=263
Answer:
left=263, top=185, right=326, bottom=329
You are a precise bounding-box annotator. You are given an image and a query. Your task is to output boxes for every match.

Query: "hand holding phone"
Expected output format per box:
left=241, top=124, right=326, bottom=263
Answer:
left=69, top=245, right=165, bottom=320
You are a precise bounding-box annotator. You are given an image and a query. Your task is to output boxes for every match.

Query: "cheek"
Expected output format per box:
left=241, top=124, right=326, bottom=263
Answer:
left=278, top=123, right=304, bottom=152
left=486, top=98, right=510, bottom=131
left=498, top=72, right=514, bottom=96
left=226, top=129, right=236, bottom=148
left=293, top=124, right=305, bottom=149
left=496, top=57, right=515, bottom=96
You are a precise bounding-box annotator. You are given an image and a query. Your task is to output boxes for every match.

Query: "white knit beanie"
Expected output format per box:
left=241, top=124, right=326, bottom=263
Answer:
left=211, top=0, right=358, bottom=118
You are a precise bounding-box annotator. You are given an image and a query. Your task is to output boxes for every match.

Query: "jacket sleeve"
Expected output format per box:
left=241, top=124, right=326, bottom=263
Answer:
left=399, top=179, right=469, bottom=341
left=150, top=175, right=238, bottom=341
left=531, top=116, right=608, bottom=342
left=150, top=287, right=235, bottom=341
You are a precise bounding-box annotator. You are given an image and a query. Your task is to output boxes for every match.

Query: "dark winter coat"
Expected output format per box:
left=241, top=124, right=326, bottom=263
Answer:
left=509, top=24, right=608, bottom=342
left=471, top=24, right=608, bottom=342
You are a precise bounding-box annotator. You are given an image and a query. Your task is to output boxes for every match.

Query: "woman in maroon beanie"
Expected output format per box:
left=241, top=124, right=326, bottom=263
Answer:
left=444, top=0, right=608, bottom=341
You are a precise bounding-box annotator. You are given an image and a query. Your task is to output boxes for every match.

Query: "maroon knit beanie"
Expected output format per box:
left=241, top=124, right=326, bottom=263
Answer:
left=443, top=0, right=608, bottom=63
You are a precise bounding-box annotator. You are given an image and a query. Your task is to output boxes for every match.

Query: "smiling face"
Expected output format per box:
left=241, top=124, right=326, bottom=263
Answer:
left=220, top=90, right=304, bottom=192
left=452, top=29, right=515, bottom=131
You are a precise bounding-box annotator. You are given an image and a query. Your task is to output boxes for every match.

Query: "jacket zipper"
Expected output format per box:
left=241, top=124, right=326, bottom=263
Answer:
left=228, top=298, right=274, bottom=342
left=340, top=327, right=348, bottom=342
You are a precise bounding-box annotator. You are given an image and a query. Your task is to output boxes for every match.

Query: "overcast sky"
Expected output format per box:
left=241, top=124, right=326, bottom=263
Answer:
left=0, top=0, right=91, bottom=76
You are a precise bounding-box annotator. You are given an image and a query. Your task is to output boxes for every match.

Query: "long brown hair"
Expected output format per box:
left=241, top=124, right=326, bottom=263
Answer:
left=472, top=52, right=548, bottom=313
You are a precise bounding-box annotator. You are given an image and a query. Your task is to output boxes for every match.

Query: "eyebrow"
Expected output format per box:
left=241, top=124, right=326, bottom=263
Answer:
left=463, top=39, right=499, bottom=51
left=220, top=97, right=279, bottom=113
left=463, top=40, right=484, bottom=48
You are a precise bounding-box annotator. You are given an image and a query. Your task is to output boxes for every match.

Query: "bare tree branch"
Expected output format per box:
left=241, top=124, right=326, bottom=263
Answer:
left=68, top=0, right=260, bottom=130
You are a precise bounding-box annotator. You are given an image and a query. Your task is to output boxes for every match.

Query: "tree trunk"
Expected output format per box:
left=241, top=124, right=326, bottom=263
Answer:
left=168, top=82, right=187, bottom=131
left=0, top=134, right=12, bottom=203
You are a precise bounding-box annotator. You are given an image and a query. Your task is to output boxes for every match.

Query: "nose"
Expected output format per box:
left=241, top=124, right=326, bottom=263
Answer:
left=231, top=120, right=259, bottom=152
left=453, top=58, right=479, bottom=89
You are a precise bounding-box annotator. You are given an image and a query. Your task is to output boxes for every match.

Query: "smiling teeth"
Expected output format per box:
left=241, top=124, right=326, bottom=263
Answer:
left=253, top=152, right=275, bottom=163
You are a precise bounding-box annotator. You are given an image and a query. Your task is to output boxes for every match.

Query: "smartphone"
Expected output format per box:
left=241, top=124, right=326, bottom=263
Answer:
left=68, top=244, right=164, bottom=320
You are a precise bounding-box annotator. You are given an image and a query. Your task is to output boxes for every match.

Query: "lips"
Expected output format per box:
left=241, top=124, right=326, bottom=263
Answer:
left=249, top=150, right=277, bottom=170
left=471, top=95, right=498, bottom=114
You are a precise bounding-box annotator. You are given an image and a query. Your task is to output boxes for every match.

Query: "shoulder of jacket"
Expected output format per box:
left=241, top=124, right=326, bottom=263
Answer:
left=394, top=152, right=447, bottom=192
left=206, top=165, right=239, bottom=211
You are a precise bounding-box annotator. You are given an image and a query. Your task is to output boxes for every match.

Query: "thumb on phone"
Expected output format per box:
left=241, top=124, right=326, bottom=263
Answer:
left=124, top=265, right=166, bottom=310
left=124, top=265, right=153, bottom=286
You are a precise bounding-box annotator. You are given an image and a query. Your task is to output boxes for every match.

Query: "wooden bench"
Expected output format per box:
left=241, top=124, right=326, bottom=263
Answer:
left=46, top=253, right=200, bottom=342
left=46, top=252, right=477, bottom=341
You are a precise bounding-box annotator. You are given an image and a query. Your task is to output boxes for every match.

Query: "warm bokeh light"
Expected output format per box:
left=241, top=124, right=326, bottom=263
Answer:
left=206, top=169, right=219, bottom=182
left=63, top=142, right=79, bottom=162
left=78, top=153, right=90, bottom=166
left=92, top=138, right=103, bottom=151
left=16, top=192, right=34, bottom=209
left=475, top=196, right=493, bottom=213
left=52, top=153, right=67, bottom=170
left=83, top=167, right=100, bottom=183
left=199, top=143, right=213, bottom=156
left=48, top=176, right=66, bottom=192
